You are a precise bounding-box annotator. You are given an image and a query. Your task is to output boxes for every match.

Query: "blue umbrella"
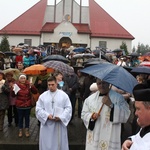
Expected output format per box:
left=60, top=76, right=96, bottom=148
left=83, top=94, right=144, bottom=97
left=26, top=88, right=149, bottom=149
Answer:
left=73, top=47, right=86, bottom=53
left=81, top=63, right=138, bottom=93
left=131, top=66, right=150, bottom=75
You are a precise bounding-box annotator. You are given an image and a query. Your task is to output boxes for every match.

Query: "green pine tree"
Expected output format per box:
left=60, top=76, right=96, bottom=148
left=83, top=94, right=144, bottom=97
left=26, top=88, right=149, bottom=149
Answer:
left=0, top=34, right=10, bottom=52
left=120, top=41, right=128, bottom=55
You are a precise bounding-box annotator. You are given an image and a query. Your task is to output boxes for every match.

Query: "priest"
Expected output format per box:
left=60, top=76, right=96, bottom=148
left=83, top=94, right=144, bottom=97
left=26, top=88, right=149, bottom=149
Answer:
left=122, top=83, right=150, bottom=150
left=36, top=76, right=72, bottom=150
left=81, top=78, right=130, bottom=150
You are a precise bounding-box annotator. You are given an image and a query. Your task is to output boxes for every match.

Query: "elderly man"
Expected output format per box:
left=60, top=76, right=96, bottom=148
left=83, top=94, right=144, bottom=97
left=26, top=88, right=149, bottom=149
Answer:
left=122, top=83, right=150, bottom=150
left=81, top=78, right=130, bottom=150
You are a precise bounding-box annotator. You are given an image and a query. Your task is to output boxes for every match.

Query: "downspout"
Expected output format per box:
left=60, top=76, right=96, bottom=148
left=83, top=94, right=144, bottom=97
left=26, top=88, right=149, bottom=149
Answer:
left=54, top=0, right=56, bottom=23
left=80, top=0, right=82, bottom=23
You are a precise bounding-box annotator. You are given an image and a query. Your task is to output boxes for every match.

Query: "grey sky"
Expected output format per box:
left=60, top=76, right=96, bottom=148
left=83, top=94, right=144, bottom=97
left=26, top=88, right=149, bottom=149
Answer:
left=0, top=0, right=150, bottom=48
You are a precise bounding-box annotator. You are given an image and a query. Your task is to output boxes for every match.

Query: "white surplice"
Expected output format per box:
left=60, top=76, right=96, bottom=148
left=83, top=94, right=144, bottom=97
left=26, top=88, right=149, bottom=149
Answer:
left=36, top=89, right=72, bottom=150
left=81, top=90, right=130, bottom=150
left=130, top=131, right=150, bottom=150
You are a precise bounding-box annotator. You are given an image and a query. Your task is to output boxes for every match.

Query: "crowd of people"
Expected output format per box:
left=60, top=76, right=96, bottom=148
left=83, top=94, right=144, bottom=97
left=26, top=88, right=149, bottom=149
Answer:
left=0, top=46, right=149, bottom=150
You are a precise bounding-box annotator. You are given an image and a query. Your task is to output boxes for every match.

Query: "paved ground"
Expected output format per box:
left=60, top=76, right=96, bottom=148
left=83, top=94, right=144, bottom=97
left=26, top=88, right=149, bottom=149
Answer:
left=0, top=114, right=86, bottom=150
left=0, top=108, right=132, bottom=150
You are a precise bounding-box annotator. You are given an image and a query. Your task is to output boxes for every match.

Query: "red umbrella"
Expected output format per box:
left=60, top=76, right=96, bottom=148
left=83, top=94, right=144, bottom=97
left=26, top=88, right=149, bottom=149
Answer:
left=140, top=61, right=150, bottom=67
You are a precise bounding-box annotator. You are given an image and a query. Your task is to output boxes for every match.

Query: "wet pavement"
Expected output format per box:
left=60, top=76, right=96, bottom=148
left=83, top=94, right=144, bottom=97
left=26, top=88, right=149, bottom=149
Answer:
left=0, top=109, right=132, bottom=150
left=0, top=114, right=86, bottom=150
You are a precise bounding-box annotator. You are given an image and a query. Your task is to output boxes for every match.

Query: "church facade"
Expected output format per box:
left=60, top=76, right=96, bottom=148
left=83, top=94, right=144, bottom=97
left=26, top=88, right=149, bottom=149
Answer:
left=0, top=0, right=134, bottom=51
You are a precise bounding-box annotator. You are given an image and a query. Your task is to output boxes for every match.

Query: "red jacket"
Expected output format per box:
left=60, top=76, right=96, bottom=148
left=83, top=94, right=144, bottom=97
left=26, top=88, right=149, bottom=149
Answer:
left=11, top=81, right=38, bottom=108
left=15, top=55, right=23, bottom=65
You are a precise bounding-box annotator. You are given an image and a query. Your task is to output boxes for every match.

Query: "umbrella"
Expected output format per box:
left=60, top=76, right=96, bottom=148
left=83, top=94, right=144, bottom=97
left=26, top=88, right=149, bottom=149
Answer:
left=131, top=66, right=150, bottom=75
left=143, top=52, right=150, bottom=56
left=73, top=53, right=95, bottom=59
left=3, top=68, right=20, bottom=80
left=4, top=51, right=17, bottom=56
left=83, top=58, right=108, bottom=67
left=128, top=52, right=140, bottom=57
left=123, top=66, right=134, bottom=72
left=73, top=47, right=86, bottom=53
left=3, top=68, right=20, bottom=74
left=23, top=64, right=54, bottom=75
left=42, top=55, right=69, bottom=63
left=139, top=61, right=150, bottom=67
left=92, top=49, right=106, bottom=56
left=18, top=43, right=24, bottom=46
left=0, top=51, right=5, bottom=57
left=81, top=63, right=138, bottom=93
left=43, top=60, right=74, bottom=75
left=33, top=49, right=41, bottom=56
left=112, top=49, right=123, bottom=53
left=12, top=47, right=22, bottom=53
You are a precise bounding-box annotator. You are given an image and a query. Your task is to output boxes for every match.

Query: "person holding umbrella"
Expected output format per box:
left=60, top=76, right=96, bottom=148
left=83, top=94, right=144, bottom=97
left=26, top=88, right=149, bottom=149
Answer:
left=122, top=83, right=150, bottom=150
left=81, top=78, right=130, bottom=150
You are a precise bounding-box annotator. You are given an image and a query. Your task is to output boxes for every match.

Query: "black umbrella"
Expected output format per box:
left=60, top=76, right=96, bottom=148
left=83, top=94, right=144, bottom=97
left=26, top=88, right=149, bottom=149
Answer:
left=83, top=58, right=108, bottom=67
left=128, top=52, right=140, bottom=57
left=42, top=55, right=69, bottom=63
left=131, top=66, right=150, bottom=75
left=112, top=49, right=123, bottom=52
left=4, top=51, right=17, bottom=56
left=18, top=43, right=24, bottom=46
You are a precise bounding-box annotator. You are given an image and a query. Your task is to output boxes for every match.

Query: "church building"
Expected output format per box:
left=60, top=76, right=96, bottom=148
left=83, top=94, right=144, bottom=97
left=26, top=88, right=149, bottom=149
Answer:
left=0, top=0, right=134, bottom=51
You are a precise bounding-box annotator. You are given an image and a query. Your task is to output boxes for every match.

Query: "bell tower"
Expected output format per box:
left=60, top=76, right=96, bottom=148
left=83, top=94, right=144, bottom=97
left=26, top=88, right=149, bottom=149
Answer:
left=52, top=0, right=85, bottom=23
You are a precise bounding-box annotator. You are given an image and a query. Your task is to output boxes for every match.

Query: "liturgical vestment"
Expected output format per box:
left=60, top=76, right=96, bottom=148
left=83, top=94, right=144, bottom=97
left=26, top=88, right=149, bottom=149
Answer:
left=36, top=89, right=72, bottom=150
left=81, top=90, right=130, bottom=150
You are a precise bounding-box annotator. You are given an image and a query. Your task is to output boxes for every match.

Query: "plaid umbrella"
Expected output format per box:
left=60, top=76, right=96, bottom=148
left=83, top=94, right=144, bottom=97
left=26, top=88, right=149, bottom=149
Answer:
left=43, top=60, right=74, bottom=75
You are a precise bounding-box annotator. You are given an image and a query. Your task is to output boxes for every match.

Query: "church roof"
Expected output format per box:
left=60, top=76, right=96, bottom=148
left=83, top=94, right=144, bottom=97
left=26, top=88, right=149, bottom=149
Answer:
left=0, top=0, right=47, bottom=35
left=0, top=0, right=134, bottom=40
left=41, top=22, right=91, bottom=34
left=89, top=0, right=134, bottom=39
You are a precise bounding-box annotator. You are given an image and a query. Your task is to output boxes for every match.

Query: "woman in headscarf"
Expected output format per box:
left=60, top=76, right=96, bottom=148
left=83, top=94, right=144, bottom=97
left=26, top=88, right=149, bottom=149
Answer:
left=11, top=74, right=38, bottom=137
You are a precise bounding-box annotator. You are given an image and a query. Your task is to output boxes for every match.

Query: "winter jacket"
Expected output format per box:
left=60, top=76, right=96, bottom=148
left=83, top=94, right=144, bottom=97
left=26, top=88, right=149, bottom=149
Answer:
left=11, top=81, right=38, bottom=108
